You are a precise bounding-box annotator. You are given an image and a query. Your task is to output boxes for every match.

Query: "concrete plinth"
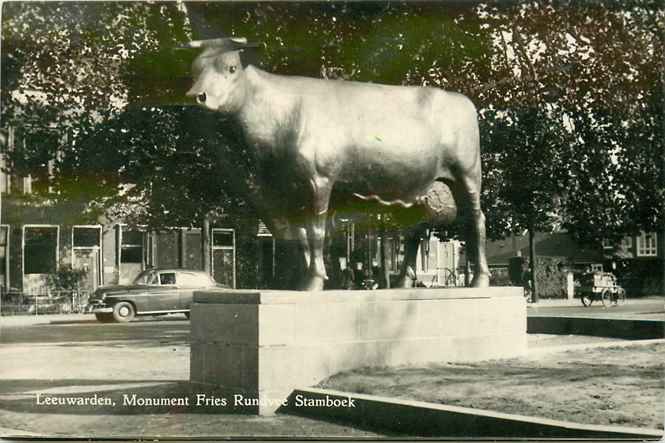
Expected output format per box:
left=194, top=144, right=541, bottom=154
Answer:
left=190, top=287, right=526, bottom=415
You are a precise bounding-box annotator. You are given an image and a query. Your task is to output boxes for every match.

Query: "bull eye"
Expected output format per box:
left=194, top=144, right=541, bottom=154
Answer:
left=229, top=65, right=237, bottom=74
left=196, top=92, right=207, bottom=104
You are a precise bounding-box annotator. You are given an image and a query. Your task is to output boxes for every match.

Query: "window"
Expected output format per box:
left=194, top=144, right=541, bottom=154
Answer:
left=72, top=225, right=103, bottom=289
left=620, top=236, right=633, bottom=250
left=134, top=270, right=158, bottom=285
left=0, top=225, right=8, bottom=289
left=0, top=134, right=10, bottom=194
left=23, top=226, right=58, bottom=274
left=121, top=229, right=145, bottom=263
left=73, top=227, right=101, bottom=248
left=637, top=232, right=657, bottom=257
left=213, top=230, right=234, bottom=247
left=155, top=231, right=179, bottom=268
left=603, top=237, right=633, bottom=251
left=212, top=228, right=235, bottom=288
left=159, top=272, right=176, bottom=285
left=183, top=230, right=202, bottom=270
left=17, top=127, right=59, bottom=195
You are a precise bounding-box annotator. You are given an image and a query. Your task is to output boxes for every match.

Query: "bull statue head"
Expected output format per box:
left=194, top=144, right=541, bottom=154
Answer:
left=183, top=37, right=259, bottom=112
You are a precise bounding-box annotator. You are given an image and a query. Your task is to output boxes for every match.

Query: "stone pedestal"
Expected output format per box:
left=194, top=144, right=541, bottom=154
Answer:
left=190, top=287, right=526, bottom=415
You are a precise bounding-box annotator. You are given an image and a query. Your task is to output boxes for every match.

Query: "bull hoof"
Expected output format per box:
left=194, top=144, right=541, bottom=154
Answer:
left=298, top=276, right=325, bottom=292
left=471, top=273, right=490, bottom=288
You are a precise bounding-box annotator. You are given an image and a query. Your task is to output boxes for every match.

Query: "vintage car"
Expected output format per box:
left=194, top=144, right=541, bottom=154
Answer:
left=88, top=268, right=225, bottom=322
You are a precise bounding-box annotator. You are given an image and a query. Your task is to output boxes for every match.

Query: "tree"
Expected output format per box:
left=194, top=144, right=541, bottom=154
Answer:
left=1, top=2, right=191, bottom=210
left=465, top=1, right=664, bottom=298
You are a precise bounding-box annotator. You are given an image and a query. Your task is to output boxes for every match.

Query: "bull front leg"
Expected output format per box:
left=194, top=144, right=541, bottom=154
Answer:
left=299, top=212, right=328, bottom=291
left=292, top=225, right=310, bottom=270
left=298, top=175, right=333, bottom=291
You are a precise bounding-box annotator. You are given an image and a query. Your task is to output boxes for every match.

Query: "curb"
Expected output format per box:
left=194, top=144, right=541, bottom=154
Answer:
left=0, top=313, right=90, bottom=327
left=283, top=388, right=664, bottom=439
left=528, top=316, right=665, bottom=339
left=0, top=313, right=189, bottom=327
left=527, top=296, right=664, bottom=308
left=0, top=426, right=40, bottom=438
left=528, top=337, right=665, bottom=355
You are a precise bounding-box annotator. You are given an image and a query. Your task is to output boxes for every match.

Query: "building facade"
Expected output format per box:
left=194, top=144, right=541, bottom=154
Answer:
left=486, top=231, right=664, bottom=296
left=0, top=126, right=237, bottom=301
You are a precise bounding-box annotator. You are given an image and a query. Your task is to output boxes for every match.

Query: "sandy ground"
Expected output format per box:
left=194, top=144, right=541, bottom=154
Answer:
left=320, top=339, right=665, bottom=430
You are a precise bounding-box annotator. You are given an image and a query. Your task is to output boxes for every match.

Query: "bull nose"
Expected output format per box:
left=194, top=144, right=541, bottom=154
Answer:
left=196, top=92, right=207, bottom=104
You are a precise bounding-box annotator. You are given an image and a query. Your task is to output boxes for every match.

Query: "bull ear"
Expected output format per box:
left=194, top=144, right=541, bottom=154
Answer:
left=180, top=37, right=260, bottom=52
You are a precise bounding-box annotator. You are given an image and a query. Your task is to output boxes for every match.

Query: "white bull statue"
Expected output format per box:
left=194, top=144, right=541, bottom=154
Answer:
left=184, top=37, right=490, bottom=291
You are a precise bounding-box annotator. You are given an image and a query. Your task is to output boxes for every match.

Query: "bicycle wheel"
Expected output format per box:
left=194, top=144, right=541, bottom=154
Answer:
left=523, top=287, right=532, bottom=303
left=581, top=292, right=593, bottom=307
left=600, top=290, right=612, bottom=307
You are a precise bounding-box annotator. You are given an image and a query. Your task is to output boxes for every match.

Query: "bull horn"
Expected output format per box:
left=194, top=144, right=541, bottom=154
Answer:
left=179, top=37, right=260, bottom=51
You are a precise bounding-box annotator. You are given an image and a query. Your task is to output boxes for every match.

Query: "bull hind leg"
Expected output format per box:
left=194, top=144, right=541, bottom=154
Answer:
left=447, top=175, right=490, bottom=288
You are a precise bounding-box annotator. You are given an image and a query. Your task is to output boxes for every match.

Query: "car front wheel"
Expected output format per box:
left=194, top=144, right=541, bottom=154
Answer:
left=112, top=301, right=135, bottom=322
left=95, top=313, right=114, bottom=323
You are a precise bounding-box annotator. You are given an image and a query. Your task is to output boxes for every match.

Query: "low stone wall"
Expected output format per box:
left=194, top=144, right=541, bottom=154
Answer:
left=190, top=287, right=526, bottom=415
left=528, top=316, right=665, bottom=339
left=284, top=388, right=664, bottom=439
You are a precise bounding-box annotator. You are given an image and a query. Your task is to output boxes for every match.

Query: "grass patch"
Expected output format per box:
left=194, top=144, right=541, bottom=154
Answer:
left=318, top=342, right=664, bottom=430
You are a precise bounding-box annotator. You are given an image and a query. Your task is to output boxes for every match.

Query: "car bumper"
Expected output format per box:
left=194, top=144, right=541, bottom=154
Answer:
left=88, top=304, right=113, bottom=314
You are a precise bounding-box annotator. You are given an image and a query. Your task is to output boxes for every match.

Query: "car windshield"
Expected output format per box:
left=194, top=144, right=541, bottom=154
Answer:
left=133, top=270, right=158, bottom=285
left=132, top=270, right=215, bottom=287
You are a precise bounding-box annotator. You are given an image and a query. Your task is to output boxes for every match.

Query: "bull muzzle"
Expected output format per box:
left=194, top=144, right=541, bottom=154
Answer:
left=196, top=92, right=207, bottom=104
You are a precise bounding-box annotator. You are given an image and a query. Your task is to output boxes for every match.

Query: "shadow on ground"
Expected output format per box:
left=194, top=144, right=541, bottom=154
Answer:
left=0, top=321, right=190, bottom=347
left=0, top=379, right=394, bottom=438
left=0, top=379, right=259, bottom=415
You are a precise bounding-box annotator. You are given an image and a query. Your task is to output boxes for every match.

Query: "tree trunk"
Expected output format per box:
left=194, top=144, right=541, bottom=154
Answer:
left=201, top=214, right=211, bottom=274
left=528, top=225, right=538, bottom=303
left=662, top=224, right=665, bottom=294
left=179, top=229, right=186, bottom=268
left=656, top=57, right=665, bottom=294
left=464, top=255, right=471, bottom=287
left=379, top=216, right=390, bottom=289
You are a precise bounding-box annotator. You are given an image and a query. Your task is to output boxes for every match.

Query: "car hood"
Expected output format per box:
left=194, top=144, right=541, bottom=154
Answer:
left=90, top=285, right=148, bottom=300
left=90, top=283, right=224, bottom=301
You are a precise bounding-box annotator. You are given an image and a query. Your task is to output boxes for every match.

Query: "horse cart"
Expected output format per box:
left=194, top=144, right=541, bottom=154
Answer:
left=578, top=272, right=626, bottom=307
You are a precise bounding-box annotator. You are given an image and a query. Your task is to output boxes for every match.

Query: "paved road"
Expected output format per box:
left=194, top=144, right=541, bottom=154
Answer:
left=1, top=296, right=662, bottom=345
left=0, top=314, right=191, bottom=345
left=528, top=299, right=664, bottom=319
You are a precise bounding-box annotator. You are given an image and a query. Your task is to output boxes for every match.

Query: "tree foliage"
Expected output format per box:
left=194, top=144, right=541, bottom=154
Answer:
left=1, top=0, right=662, bottom=248
left=472, top=1, right=663, bottom=244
